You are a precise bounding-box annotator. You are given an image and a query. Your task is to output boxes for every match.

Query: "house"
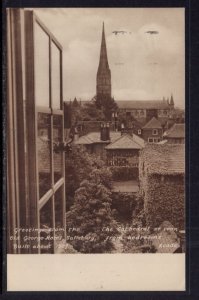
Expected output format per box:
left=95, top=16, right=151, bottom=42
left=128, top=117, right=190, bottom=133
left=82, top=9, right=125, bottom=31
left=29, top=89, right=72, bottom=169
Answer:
left=139, top=144, right=185, bottom=230
left=163, top=123, right=185, bottom=144
left=105, top=133, right=145, bottom=168
left=142, top=117, right=163, bottom=143
left=74, top=123, right=121, bottom=159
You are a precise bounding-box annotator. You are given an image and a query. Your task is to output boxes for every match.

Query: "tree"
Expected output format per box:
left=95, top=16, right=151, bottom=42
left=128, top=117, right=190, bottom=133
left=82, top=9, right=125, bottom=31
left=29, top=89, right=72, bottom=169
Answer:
left=65, top=146, right=112, bottom=210
left=95, top=95, right=118, bottom=120
left=65, top=168, right=118, bottom=253
left=81, top=102, right=105, bottom=121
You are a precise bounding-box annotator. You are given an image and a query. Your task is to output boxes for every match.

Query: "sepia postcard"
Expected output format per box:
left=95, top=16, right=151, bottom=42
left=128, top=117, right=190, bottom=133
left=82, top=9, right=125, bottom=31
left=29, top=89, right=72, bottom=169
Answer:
left=6, top=7, right=186, bottom=291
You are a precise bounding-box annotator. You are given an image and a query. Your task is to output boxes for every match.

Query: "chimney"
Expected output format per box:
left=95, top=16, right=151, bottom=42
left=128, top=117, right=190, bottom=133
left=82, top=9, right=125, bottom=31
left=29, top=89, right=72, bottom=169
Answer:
left=121, top=123, right=133, bottom=136
left=73, top=127, right=79, bottom=141
left=100, top=122, right=110, bottom=141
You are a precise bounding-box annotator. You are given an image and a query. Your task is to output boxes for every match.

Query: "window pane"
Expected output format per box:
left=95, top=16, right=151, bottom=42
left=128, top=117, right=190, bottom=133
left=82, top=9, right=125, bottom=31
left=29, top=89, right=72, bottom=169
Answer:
left=37, top=113, right=51, bottom=198
left=51, top=42, right=61, bottom=109
left=40, top=199, right=54, bottom=254
left=55, top=187, right=65, bottom=240
left=53, top=115, right=63, bottom=182
left=34, top=23, right=49, bottom=107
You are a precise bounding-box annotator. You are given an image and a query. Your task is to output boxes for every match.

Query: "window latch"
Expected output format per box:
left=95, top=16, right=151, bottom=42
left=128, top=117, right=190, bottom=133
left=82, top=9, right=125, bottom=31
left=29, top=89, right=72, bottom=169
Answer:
left=53, top=139, right=73, bottom=153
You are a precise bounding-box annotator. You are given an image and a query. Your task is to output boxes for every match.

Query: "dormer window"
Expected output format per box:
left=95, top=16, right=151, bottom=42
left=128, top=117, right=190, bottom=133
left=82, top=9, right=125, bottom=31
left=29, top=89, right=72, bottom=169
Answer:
left=152, top=129, right=158, bottom=135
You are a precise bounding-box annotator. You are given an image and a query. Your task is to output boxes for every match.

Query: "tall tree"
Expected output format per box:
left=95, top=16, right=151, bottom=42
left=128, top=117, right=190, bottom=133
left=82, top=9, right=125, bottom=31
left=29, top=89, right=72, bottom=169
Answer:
left=66, top=168, right=118, bottom=253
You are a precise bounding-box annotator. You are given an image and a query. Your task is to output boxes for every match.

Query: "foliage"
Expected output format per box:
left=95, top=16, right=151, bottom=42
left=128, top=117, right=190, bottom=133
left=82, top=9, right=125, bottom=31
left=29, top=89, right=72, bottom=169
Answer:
left=111, top=192, right=137, bottom=223
left=95, top=95, right=118, bottom=120
left=65, top=145, right=113, bottom=210
left=120, top=193, right=156, bottom=253
left=81, top=102, right=105, bottom=121
left=145, top=174, right=185, bottom=230
left=65, top=169, right=118, bottom=253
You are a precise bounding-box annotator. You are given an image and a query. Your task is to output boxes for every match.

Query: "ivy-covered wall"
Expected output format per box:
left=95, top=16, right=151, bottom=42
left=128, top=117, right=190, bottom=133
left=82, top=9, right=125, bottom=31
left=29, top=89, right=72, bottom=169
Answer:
left=144, top=174, right=185, bottom=230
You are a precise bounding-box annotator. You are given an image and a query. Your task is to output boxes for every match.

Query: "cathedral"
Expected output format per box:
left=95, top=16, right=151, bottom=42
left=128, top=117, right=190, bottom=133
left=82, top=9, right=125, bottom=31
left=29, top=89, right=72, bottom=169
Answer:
left=96, top=22, right=111, bottom=100
left=96, top=23, right=175, bottom=127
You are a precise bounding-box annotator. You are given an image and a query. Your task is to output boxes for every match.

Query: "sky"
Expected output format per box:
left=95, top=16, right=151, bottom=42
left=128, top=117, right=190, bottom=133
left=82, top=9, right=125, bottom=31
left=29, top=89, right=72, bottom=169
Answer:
left=33, top=8, right=185, bottom=108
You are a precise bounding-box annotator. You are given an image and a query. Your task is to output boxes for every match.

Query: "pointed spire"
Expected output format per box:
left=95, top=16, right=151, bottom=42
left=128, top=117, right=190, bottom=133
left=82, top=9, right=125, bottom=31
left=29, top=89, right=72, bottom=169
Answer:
left=96, top=22, right=111, bottom=100
left=98, top=22, right=110, bottom=72
left=170, top=93, right=174, bottom=106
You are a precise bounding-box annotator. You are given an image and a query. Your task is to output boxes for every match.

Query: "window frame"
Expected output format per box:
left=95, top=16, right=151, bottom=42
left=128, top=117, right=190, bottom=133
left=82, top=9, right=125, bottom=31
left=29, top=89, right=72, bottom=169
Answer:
left=152, top=129, right=158, bottom=135
left=25, top=11, right=65, bottom=253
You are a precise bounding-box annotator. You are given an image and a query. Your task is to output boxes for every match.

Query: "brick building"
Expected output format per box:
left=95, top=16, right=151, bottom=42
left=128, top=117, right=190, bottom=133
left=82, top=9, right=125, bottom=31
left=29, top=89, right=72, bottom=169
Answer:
left=142, top=117, right=163, bottom=143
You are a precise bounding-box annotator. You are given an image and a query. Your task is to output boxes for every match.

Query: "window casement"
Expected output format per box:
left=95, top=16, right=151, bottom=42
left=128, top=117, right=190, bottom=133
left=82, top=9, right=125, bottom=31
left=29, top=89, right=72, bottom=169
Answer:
left=152, top=129, right=158, bottom=135
left=7, top=9, right=66, bottom=254
left=138, top=129, right=141, bottom=135
left=25, top=11, right=66, bottom=253
left=148, top=138, right=153, bottom=143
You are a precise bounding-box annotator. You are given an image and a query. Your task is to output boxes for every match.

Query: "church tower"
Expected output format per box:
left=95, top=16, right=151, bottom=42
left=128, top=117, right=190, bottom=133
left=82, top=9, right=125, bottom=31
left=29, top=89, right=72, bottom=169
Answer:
left=96, top=22, right=111, bottom=100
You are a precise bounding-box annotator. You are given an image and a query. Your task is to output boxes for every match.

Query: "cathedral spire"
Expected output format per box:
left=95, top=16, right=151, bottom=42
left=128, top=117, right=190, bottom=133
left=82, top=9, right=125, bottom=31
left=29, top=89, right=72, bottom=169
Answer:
left=98, top=22, right=109, bottom=71
left=96, top=22, right=111, bottom=99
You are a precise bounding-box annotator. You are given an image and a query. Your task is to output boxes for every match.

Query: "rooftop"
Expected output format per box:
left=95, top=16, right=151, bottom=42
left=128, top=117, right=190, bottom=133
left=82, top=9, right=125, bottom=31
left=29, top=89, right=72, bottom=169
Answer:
left=116, top=100, right=170, bottom=110
left=74, top=131, right=121, bottom=145
left=164, top=123, right=185, bottom=139
left=105, top=133, right=145, bottom=150
left=142, top=117, right=162, bottom=129
left=141, top=144, right=185, bottom=175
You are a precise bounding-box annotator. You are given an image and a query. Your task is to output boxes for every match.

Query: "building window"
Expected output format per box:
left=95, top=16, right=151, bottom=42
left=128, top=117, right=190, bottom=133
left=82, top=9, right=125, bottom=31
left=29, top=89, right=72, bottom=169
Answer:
left=152, top=129, right=158, bottom=135
left=138, top=129, right=141, bottom=135
left=154, top=138, right=160, bottom=143
left=148, top=137, right=160, bottom=143
left=140, top=110, right=144, bottom=116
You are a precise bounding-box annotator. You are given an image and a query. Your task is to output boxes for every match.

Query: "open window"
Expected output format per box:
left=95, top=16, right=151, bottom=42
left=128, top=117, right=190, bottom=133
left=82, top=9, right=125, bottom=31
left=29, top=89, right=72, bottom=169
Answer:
left=7, top=9, right=66, bottom=254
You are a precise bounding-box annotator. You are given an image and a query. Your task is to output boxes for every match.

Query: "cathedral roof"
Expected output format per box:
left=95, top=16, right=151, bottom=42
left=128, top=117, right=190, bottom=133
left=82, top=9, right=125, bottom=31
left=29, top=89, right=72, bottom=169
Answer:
left=116, top=100, right=170, bottom=110
left=163, top=123, right=185, bottom=138
left=105, top=133, right=145, bottom=150
left=142, top=117, right=162, bottom=129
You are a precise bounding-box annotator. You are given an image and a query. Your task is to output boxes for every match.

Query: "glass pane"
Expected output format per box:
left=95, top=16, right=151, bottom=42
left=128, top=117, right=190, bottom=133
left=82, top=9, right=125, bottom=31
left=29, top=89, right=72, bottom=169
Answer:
left=40, top=199, right=54, bottom=254
left=51, top=42, right=61, bottom=109
left=37, top=113, right=51, bottom=198
left=55, top=187, right=65, bottom=240
left=34, top=22, right=49, bottom=107
left=53, top=115, right=63, bottom=182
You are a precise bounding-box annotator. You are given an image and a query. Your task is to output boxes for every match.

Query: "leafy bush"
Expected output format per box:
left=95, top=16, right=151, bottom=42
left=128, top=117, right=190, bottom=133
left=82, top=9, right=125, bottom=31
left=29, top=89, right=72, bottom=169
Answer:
left=65, top=146, right=112, bottom=210
left=66, top=169, right=118, bottom=253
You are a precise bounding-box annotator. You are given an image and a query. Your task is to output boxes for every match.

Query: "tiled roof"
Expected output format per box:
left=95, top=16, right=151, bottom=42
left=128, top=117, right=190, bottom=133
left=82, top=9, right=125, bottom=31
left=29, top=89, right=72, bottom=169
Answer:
left=74, top=131, right=121, bottom=145
left=164, top=123, right=185, bottom=138
left=105, top=133, right=145, bottom=150
left=142, top=117, right=162, bottom=129
left=142, top=144, right=185, bottom=175
left=116, top=100, right=170, bottom=110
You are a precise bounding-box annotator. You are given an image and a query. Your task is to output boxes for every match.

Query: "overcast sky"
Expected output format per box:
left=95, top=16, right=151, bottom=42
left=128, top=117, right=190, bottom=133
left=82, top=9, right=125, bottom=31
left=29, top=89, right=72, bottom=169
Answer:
left=33, top=8, right=185, bottom=108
